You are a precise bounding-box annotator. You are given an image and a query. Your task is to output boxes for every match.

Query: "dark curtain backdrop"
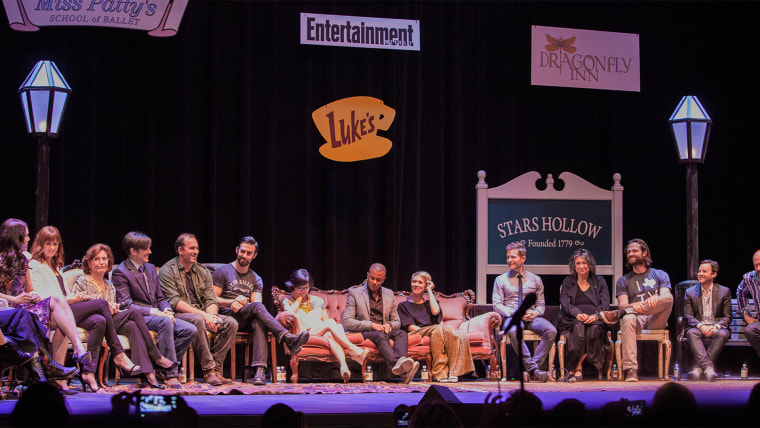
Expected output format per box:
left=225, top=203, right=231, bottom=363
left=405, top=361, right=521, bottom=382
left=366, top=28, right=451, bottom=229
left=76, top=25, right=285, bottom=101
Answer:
left=1, top=1, right=758, bottom=307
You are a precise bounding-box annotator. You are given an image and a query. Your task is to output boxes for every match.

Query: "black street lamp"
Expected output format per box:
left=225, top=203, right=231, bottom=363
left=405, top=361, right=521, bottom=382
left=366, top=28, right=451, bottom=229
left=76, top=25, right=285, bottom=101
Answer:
left=668, top=96, right=712, bottom=280
left=18, top=60, right=71, bottom=230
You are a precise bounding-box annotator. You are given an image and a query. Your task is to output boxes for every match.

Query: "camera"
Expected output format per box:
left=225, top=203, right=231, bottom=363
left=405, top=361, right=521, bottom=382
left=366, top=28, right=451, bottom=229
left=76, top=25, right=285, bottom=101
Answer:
left=394, top=404, right=412, bottom=427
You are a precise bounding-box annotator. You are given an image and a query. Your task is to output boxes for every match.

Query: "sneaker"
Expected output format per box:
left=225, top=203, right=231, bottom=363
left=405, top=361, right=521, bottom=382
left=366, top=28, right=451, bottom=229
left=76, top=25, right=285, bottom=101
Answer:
left=624, top=368, right=638, bottom=382
left=282, top=331, right=310, bottom=355
left=704, top=367, right=718, bottom=382
left=600, top=309, right=623, bottom=324
left=402, top=361, right=420, bottom=384
left=531, top=369, right=550, bottom=382
left=204, top=371, right=223, bottom=386
left=392, top=357, right=414, bottom=376
left=688, top=367, right=702, bottom=381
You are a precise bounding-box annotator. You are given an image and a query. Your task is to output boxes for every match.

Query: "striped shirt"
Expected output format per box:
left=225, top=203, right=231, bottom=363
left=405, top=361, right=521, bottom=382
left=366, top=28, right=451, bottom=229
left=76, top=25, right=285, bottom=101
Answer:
left=737, top=271, right=760, bottom=318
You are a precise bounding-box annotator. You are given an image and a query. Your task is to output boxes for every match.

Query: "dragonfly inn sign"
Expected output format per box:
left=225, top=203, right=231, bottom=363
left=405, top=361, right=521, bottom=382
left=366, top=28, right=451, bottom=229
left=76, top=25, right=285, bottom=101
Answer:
left=531, top=25, right=640, bottom=92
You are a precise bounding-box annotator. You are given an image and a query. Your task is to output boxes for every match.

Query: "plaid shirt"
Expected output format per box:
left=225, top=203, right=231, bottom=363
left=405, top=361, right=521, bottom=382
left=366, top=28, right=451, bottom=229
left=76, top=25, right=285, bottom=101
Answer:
left=737, top=270, right=760, bottom=318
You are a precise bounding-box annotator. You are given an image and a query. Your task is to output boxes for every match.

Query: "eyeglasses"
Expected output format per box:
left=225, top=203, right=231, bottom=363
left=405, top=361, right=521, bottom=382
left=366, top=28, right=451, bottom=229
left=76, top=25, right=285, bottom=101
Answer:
left=295, top=285, right=310, bottom=291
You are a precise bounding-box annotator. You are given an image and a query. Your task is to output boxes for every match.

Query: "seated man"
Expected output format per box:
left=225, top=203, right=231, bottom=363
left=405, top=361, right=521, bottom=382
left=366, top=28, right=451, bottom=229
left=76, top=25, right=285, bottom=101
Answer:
left=112, top=231, right=198, bottom=388
left=684, top=259, right=731, bottom=381
left=493, top=242, right=556, bottom=382
left=342, top=263, right=418, bottom=384
left=159, top=233, right=238, bottom=386
left=737, top=250, right=760, bottom=360
left=212, top=236, right=309, bottom=385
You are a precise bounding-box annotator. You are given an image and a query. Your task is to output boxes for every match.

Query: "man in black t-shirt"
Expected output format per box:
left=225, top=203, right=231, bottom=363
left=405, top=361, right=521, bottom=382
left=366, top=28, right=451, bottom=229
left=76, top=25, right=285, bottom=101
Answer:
left=212, top=236, right=308, bottom=385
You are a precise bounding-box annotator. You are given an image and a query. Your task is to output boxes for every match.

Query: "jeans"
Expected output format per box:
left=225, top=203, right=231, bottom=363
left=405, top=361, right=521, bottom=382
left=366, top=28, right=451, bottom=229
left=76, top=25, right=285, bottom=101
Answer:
left=144, top=314, right=197, bottom=378
left=228, top=302, right=289, bottom=368
left=503, top=316, right=557, bottom=373
left=686, top=327, right=729, bottom=371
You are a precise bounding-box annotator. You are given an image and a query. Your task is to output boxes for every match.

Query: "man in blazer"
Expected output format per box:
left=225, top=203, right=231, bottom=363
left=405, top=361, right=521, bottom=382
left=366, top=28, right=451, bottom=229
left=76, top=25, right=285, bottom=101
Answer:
left=342, top=263, right=418, bottom=384
left=112, top=231, right=198, bottom=388
left=684, top=259, right=731, bottom=382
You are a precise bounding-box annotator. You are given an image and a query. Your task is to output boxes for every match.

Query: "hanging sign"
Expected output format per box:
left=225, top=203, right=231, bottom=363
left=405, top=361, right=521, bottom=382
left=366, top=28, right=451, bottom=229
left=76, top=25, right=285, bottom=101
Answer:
left=531, top=25, right=640, bottom=92
left=2, top=0, right=188, bottom=36
left=301, top=12, right=420, bottom=51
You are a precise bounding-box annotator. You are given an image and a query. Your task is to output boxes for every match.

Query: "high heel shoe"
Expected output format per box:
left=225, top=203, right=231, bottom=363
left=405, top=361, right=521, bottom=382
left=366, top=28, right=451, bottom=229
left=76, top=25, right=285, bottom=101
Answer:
left=117, top=364, right=141, bottom=377
left=72, top=350, right=92, bottom=367
left=138, top=373, right=167, bottom=390
left=78, top=373, right=102, bottom=392
left=157, top=359, right=180, bottom=371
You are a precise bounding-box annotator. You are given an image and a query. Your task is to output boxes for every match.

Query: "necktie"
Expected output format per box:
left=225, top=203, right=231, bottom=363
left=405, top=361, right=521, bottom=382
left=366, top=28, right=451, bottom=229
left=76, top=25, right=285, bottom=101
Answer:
left=138, top=265, right=149, bottom=289
left=516, top=273, right=523, bottom=306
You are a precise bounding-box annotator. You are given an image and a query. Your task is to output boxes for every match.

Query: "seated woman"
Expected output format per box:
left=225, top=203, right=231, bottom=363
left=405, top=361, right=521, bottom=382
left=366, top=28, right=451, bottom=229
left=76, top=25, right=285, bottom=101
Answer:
left=0, top=219, right=87, bottom=384
left=398, top=271, right=474, bottom=382
left=283, top=269, right=369, bottom=383
left=27, top=225, right=139, bottom=392
left=558, top=248, right=611, bottom=382
left=71, top=243, right=178, bottom=390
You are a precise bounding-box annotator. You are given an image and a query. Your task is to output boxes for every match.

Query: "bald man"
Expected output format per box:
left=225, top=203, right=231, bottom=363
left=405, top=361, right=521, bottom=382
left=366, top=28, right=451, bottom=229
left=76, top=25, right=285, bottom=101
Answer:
left=342, top=263, right=418, bottom=384
left=737, top=250, right=760, bottom=359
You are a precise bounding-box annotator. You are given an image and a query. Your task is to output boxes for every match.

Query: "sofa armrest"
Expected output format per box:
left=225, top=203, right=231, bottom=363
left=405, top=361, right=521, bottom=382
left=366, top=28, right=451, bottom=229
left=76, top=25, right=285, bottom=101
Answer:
left=459, top=311, right=501, bottom=342
left=275, top=311, right=301, bottom=334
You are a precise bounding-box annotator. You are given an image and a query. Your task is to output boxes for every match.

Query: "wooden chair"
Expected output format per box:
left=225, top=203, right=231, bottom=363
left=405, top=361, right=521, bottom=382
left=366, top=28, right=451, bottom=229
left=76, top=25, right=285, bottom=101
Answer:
left=500, top=331, right=556, bottom=381
left=614, top=329, right=671, bottom=380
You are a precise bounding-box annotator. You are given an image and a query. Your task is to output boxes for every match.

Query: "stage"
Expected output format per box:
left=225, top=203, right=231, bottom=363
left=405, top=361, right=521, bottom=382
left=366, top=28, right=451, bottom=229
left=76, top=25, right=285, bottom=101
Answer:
left=0, top=378, right=756, bottom=427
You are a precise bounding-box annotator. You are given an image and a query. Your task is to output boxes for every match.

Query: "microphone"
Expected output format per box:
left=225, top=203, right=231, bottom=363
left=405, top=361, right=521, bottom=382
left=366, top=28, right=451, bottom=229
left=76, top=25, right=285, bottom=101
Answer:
left=503, top=292, right=537, bottom=333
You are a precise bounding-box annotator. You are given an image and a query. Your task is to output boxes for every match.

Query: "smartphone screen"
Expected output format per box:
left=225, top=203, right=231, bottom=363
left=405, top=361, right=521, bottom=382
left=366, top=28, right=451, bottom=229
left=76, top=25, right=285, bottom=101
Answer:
left=625, top=400, right=646, bottom=417
left=139, top=395, right=178, bottom=415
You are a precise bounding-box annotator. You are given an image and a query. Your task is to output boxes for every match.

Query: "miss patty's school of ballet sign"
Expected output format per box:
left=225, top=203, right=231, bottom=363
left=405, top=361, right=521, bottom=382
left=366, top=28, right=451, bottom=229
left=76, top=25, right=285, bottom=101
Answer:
left=2, top=0, right=188, bottom=36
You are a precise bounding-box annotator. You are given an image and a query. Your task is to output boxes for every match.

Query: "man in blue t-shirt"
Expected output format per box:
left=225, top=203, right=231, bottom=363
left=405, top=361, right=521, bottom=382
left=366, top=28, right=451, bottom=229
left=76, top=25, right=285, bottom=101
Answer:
left=600, top=238, right=673, bottom=382
left=212, top=236, right=308, bottom=385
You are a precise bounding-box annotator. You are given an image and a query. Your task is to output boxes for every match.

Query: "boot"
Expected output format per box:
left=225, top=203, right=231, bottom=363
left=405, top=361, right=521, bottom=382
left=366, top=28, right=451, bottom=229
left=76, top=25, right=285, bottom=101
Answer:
left=0, top=339, right=34, bottom=366
left=37, top=341, right=79, bottom=381
left=24, top=357, right=47, bottom=383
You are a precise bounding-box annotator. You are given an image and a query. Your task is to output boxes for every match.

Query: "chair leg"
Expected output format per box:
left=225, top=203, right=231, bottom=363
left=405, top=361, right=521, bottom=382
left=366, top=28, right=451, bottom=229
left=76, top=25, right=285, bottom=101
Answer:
left=243, top=339, right=251, bottom=383
left=500, top=337, right=507, bottom=380
left=230, top=342, right=237, bottom=382
left=615, top=340, right=622, bottom=381
left=269, top=333, right=277, bottom=384
left=188, top=348, right=195, bottom=383
left=558, top=341, right=565, bottom=380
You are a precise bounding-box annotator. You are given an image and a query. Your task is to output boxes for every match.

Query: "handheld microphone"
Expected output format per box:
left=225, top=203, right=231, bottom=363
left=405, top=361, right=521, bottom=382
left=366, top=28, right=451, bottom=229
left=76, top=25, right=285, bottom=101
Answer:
left=503, top=292, right=537, bottom=333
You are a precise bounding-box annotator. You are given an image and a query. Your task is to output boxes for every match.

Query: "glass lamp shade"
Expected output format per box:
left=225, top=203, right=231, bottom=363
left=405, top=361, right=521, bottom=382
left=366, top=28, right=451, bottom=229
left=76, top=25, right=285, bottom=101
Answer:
left=668, top=95, right=712, bottom=163
left=18, top=60, right=71, bottom=136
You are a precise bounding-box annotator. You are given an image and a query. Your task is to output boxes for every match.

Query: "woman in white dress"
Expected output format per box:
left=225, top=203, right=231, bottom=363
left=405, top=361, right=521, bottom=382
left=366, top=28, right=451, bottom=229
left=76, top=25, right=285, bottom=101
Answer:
left=283, top=269, right=368, bottom=383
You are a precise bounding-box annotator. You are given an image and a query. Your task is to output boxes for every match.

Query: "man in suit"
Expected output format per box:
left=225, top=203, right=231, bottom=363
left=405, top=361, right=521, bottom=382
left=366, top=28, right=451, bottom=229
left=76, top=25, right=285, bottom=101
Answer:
left=212, top=235, right=309, bottom=385
left=342, top=263, right=418, bottom=384
left=684, top=259, right=731, bottom=381
left=112, top=231, right=198, bottom=388
left=159, top=233, right=238, bottom=386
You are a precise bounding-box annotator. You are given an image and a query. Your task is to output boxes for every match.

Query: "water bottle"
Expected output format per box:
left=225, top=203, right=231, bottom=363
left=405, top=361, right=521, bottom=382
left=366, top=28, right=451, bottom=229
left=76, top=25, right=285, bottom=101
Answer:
left=742, top=363, right=749, bottom=380
left=673, top=363, right=680, bottom=381
left=276, top=366, right=286, bottom=384
left=421, top=364, right=428, bottom=382
left=364, top=365, right=373, bottom=383
left=611, top=363, right=619, bottom=380
left=179, top=364, right=187, bottom=383
left=551, top=364, right=556, bottom=380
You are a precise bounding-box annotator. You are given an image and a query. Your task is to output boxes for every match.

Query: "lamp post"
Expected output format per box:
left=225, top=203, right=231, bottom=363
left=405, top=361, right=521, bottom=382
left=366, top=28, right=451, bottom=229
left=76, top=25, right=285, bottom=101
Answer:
left=668, top=96, right=712, bottom=280
left=18, top=60, right=71, bottom=230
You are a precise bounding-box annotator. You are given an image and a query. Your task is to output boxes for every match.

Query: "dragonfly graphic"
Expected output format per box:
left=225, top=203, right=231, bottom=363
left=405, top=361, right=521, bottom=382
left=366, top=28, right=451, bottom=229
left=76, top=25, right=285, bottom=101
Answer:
left=545, top=34, right=577, bottom=54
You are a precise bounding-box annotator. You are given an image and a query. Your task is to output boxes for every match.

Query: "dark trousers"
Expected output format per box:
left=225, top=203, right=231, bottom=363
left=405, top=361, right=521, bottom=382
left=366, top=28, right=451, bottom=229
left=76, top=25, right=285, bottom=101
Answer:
left=687, top=327, right=729, bottom=371
left=144, top=315, right=197, bottom=379
left=69, top=299, right=124, bottom=374
left=227, top=302, right=289, bottom=368
left=361, top=329, right=408, bottom=369
left=112, top=308, right=163, bottom=375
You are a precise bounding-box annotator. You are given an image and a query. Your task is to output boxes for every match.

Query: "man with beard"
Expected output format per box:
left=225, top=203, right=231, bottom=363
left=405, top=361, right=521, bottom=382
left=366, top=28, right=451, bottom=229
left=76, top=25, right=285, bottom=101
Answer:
left=212, top=236, right=309, bottom=385
left=600, top=239, right=673, bottom=382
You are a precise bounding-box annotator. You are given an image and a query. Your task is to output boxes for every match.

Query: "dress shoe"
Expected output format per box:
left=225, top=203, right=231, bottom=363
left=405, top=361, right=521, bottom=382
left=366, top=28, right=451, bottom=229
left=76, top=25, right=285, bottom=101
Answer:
left=204, top=371, right=223, bottom=386
left=600, top=309, right=623, bottom=324
left=250, top=367, right=267, bottom=385
left=624, top=368, right=638, bottom=382
left=391, top=357, right=414, bottom=376
left=402, top=361, right=420, bottom=384
left=215, top=371, right=233, bottom=384
left=0, top=340, right=34, bottom=366
left=688, top=367, right=702, bottom=381
left=165, top=377, right=183, bottom=389
left=531, top=369, right=550, bottom=383
left=704, top=367, right=718, bottom=382
left=282, top=331, right=310, bottom=355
